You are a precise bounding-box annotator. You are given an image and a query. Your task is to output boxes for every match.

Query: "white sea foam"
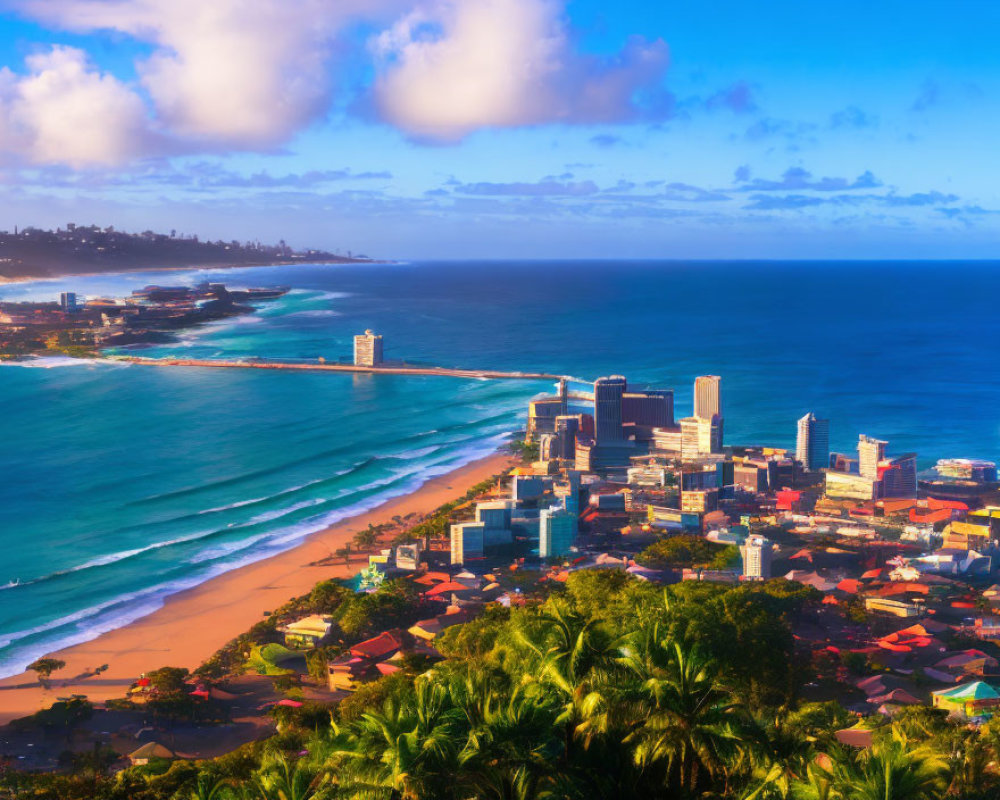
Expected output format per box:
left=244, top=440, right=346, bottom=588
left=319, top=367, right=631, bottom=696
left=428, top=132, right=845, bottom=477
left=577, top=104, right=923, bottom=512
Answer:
left=0, top=432, right=509, bottom=680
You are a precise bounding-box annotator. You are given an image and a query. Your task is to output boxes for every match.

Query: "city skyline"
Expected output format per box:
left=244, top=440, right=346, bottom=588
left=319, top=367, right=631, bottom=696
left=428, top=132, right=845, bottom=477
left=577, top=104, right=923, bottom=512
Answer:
left=0, top=1, right=997, bottom=259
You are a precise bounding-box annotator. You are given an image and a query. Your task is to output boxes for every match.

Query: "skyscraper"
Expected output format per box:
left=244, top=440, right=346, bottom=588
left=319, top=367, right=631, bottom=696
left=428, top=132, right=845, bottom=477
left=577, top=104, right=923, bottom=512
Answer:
left=858, top=435, right=887, bottom=480
left=59, top=292, right=78, bottom=312
left=796, top=413, right=830, bottom=471
left=740, top=535, right=773, bottom=580
left=593, top=376, right=627, bottom=443
left=353, top=330, right=384, bottom=366
left=539, top=506, right=577, bottom=558
left=694, top=375, right=721, bottom=420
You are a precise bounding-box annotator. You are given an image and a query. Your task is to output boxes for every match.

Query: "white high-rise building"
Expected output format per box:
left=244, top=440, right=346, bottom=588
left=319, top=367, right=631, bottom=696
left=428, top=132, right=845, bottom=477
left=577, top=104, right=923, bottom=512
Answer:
left=680, top=415, right=723, bottom=459
left=694, top=375, right=721, bottom=420
left=353, top=330, right=384, bottom=366
left=858, top=435, right=887, bottom=480
left=796, top=413, right=830, bottom=471
left=740, top=535, right=773, bottom=580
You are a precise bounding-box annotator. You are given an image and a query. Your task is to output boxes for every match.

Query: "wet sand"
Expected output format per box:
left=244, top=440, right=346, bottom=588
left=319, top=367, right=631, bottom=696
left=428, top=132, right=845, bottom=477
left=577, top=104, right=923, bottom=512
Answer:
left=0, top=451, right=514, bottom=724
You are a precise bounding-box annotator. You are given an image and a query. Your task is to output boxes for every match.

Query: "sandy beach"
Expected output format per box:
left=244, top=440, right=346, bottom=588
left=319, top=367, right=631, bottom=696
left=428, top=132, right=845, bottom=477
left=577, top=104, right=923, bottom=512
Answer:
left=0, top=450, right=514, bottom=725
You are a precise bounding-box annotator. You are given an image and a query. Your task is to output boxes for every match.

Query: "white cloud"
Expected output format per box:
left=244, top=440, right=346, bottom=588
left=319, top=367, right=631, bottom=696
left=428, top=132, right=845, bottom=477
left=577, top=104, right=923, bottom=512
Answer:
left=1, top=0, right=670, bottom=165
left=14, top=0, right=402, bottom=148
left=0, top=46, right=151, bottom=167
left=371, top=0, right=669, bottom=141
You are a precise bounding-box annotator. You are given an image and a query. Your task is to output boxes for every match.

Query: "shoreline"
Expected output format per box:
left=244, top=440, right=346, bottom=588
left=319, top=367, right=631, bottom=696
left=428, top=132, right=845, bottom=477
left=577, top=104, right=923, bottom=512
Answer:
left=0, top=258, right=390, bottom=287
left=0, top=449, right=515, bottom=725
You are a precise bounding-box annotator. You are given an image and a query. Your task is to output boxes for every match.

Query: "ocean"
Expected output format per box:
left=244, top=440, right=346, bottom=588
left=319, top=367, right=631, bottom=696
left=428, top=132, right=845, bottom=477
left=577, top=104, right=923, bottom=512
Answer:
left=0, top=260, right=998, bottom=677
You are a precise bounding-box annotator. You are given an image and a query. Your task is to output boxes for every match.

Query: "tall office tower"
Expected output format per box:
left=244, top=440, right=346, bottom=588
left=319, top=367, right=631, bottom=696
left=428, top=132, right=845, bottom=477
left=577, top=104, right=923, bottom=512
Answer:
left=554, top=415, right=580, bottom=459
left=59, top=292, right=78, bottom=312
left=622, top=389, right=674, bottom=428
left=539, top=506, right=577, bottom=559
left=353, top=330, right=384, bottom=366
left=858, top=435, right=888, bottom=480
left=740, top=535, right=773, bottom=580
left=680, top=415, right=724, bottom=459
left=593, top=376, right=627, bottom=443
left=796, top=412, right=830, bottom=471
left=694, top=375, right=721, bottom=420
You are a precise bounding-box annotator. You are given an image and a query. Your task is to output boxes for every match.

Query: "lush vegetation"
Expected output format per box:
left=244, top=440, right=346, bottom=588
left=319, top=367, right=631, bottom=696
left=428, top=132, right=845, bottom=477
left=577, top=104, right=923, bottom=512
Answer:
left=637, top=535, right=740, bottom=570
left=7, top=570, right=998, bottom=800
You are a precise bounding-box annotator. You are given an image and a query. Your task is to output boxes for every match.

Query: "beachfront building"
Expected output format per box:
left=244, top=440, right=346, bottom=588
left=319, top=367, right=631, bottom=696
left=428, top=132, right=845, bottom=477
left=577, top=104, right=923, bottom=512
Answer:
left=796, top=412, right=830, bottom=471
left=279, top=614, right=334, bottom=648
left=539, top=506, right=577, bottom=558
left=932, top=681, right=1000, bottom=719
left=740, top=535, right=773, bottom=580
left=353, top=329, right=383, bottom=366
left=450, top=521, right=485, bottom=564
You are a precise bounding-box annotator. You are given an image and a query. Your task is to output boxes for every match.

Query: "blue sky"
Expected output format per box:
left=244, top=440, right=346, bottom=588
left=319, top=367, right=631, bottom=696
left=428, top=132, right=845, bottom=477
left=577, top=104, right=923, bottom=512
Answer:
left=0, top=0, right=996, bottom=259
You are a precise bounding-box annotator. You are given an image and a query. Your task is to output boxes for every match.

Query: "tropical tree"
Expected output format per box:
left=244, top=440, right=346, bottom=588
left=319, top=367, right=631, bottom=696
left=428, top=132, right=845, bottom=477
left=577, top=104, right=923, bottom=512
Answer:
left=818, top=733, right=948, bottom=800
left=619, top=626, right=752, bottom=797
left=330, top=679, right=465, bottom=799
left=245, top=752, right=327, bottom=800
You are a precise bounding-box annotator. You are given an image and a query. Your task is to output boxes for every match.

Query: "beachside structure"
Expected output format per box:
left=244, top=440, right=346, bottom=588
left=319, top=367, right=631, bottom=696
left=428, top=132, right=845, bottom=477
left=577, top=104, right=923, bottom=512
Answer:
left=353, top=329, right=383, bottom=366
left=278, top=614, right=334, bottom=648
left=932, top=681, right=1000, bottom=718
left=128, top=742, right=175, bottom=766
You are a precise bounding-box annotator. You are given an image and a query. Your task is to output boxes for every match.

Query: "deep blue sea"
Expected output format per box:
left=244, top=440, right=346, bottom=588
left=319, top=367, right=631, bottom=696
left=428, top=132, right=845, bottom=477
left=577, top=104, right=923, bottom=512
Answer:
left=0, top=260, right=998, bottom=677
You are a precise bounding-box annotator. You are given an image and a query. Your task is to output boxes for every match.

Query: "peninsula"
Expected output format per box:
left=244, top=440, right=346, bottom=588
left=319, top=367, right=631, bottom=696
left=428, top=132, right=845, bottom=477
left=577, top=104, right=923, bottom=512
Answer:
left=0, top=224, right=372, bottom=282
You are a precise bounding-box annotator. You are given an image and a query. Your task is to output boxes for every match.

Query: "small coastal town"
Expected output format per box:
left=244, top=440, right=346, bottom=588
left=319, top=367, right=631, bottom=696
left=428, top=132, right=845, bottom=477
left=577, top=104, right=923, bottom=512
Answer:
left=1, top=328, right=1000, bottom=798
left=0, top=282, right=290, bottom=356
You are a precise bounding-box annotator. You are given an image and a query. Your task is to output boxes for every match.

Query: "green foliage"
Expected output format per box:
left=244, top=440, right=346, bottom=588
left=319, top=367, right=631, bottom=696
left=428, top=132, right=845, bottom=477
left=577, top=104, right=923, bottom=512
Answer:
left=27, top=657, right=66, bottom=682
left=245, top=644, right=299, bottom=676
left=335, top=579, right=421, bottom=638
left=636, top=534, right=733, bottom=568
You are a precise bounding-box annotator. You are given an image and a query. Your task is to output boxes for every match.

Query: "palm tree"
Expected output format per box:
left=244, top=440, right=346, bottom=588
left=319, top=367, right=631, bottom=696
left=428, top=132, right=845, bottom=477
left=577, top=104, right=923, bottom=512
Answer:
left=453, top=678, right=561, bottom=799
left=516, top=602, right=619, bottom=758
left=619, top=626, right=751, bottom=797
left=244, top=752, right=327, bottom=800
left=820, top=733, right=948, bottom=800
left=329, top=679, right=466, bottom=799
left=188, top=774, right=233, bottom=800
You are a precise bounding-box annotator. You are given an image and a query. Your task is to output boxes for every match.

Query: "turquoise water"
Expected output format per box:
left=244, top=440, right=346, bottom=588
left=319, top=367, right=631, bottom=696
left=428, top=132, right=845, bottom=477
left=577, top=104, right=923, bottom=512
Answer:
left=1, top=260, right=998, bottom=678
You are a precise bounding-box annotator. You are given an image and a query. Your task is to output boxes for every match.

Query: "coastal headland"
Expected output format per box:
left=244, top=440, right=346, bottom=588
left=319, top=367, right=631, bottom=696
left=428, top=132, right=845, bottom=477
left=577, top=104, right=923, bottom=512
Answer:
left=0, top=450, right=515, bottom=725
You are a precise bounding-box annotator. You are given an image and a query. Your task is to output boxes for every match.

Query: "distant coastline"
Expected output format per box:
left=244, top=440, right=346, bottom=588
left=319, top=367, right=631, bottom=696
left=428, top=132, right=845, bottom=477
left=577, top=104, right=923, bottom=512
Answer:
left=0, top=223, right=382, bottom=284
left=0, top=257, right=387, bottom=286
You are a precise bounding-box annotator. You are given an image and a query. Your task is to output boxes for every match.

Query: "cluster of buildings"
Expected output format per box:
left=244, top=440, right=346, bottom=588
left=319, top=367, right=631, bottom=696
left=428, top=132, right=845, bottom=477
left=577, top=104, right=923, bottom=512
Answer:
left=0, top=283, right=289, bottom=353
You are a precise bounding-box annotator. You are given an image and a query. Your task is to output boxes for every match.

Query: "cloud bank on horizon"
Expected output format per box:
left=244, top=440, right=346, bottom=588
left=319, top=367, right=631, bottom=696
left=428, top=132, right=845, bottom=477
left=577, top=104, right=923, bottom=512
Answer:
left=0, top=0, right=996, bottom=258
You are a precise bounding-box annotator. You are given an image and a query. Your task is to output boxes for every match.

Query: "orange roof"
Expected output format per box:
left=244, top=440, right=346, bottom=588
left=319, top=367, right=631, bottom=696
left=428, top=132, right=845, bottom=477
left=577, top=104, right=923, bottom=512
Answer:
left=910, top=508, right=953, bottom=524
left=861, top=569, right=883, bottom=580
left=413, top=571, right=453, bottom=586
left=350, top=632, right=402, bottom=659
left=837, top=579, right=861, bottom=594
left=425, top=581, right=472, bottom=597
left=928, top=497, right=969, bottom=511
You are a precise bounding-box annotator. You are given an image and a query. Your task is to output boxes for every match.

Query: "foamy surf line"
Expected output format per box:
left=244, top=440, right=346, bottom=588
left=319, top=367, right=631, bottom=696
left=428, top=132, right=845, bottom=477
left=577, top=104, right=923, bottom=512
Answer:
left=0, top=433, right=511, bottom=680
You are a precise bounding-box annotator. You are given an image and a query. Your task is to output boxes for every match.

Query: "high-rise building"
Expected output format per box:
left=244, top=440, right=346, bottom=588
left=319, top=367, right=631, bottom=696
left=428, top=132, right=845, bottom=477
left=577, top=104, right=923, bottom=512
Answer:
left=622, top=389, right=674, bottom=428
left=59, top=292, right=78, bottom=312
left=694, top=375, right=721, bottom=420
left=858, top=435, right=888, bottom=480
left=594, top=376, right=627, bottom=443
left=539, top=506, right=577, bottom=558
left=554, top=415, right=580, bottom=460
left=353, top=330, right=384, bottom=366
left=740, top=535, right=773, bottom=580
left=450, top=522, right=484, bottom=564
left=680, top=415, right=723, bottom=459
left=796, top=413, right=830, bottom=471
